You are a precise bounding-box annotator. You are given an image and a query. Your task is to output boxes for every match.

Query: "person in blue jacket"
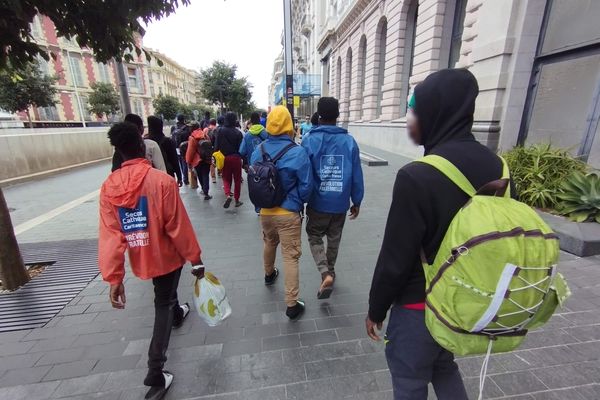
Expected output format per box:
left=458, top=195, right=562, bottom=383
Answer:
left=301, top=97, right=364, bottom=299
left=240, top=112, right=268, bottom=168
left=250, top=105, right=313, bottom=321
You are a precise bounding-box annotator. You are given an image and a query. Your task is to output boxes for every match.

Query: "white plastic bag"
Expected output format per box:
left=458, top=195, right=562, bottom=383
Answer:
left=193, top=272, right=232, bottom=326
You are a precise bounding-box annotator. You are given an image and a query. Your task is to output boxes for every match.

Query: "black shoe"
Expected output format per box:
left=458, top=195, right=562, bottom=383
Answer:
left=286, top=299, right=305, bottom=321
left=235, top=200, right=244, bottom=207
left=144, top=371, right=173, bottom=399
left=223, top=196, right=233, bottom=209
left=265, top=268, right=279, bottom=286
left=204, top=195, right=212, bottom=200
left=172, top=303, right=190, bottom=329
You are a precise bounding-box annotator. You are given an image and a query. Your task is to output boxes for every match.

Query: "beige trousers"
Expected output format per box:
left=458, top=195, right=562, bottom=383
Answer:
left=261, top=213, right=302, bottom=307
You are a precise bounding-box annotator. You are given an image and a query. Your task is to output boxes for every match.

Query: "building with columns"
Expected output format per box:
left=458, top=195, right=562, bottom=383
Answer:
left=145, top=49, right=198, bottom=105
left=318, top=0, right=600, bottom=167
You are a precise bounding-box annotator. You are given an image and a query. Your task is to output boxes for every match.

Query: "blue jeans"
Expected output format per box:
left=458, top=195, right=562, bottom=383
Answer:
left=385, top=307, right=467, bottom=400
left=178, top=155, right=189, bottom=184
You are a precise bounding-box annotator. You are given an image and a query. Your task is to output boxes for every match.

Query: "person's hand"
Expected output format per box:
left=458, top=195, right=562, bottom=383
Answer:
left=191, top=264, right=205, bottom=279
left=349, top=205, right=360, bottom=220
left=365, top=316, right=382, bottom=341
left=177, top=180, right=183, bottom=187
left=109, top=283, right=126, bottom=309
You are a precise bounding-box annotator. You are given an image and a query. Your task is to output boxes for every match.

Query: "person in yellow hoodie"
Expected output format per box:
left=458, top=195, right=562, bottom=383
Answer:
left=249, top=106, right=313, bottom=320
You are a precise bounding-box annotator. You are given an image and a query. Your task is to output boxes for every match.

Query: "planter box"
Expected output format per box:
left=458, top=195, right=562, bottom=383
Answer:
left=537, top=211, right=600, bottom=257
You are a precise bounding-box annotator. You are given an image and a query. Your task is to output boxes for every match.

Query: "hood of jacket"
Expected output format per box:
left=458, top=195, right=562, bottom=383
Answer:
left=309, top=124, right=348, bottom=135
left=102, top=158, right=152, bottom=208
left=249, top=124, right=265, bottom=136
left=267, top=106, right=293, bottom=136
left=191, top=128, right=206, bottom=140
left=413, top=69, right=479, bottom=154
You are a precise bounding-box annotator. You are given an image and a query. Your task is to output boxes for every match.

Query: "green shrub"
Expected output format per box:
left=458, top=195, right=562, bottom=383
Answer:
left=503, top=144, right=587, bottom=209
left=557, top=172, right=600, bottom=223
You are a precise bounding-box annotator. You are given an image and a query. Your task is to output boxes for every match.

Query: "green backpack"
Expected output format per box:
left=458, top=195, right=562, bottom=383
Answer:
left=416, top=155, right=571, bottom=357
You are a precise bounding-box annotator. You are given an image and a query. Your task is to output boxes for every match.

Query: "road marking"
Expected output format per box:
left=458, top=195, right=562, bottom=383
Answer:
left=14, top=189, right=100, bottom=236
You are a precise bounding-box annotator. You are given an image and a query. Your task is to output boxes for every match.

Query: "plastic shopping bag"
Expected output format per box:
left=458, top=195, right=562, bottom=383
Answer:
left=213, top=151, right=225, bottom=171
left=193, top=272, right=232, bottom=327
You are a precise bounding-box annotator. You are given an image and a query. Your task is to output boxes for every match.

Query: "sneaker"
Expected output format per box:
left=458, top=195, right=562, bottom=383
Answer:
left=286, top=299, right=305, bottom=321
left=235, top=200, right=244, bottom=207
left=317, top=272, right=335, bottom=300
left=223, top=196, right=233, bottom=209
left=265, top=268, right=279, bottom=286
left=144, top=371, right=173, bottom=400
left=204, top=194, right=212, bottom=200
left=172, top=303, right=190, bottom=329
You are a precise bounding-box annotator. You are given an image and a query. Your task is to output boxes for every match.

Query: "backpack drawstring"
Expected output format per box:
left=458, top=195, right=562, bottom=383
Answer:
left=478, top=339, right=494, bottom=400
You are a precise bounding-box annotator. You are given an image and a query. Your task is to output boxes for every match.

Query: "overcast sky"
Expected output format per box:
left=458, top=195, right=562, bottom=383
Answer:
left=143, top=0, right=284, bottom=109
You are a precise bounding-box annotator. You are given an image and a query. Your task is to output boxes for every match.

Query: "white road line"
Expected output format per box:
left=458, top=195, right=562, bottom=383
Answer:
left=14, top=189, right=100, bottom=236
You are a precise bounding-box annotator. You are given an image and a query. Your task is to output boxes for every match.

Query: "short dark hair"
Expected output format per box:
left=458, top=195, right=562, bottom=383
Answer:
left=217, top=115, right=225, bottom=125
left=310, top=112, right=319, bottom=126
left=209, top=118, right=217, bottom=125
left=190, top=121, right=200, bottom=131
left=250, top=112, right=260, bottom=124
left=108, top=122, right=144, bottom=159
left=147, top=115, right=163, bottom=136
left=176, top=114, right=185, bottom=123
left=224, top=112, right=237, bottom=128
left=204, top=111, right=211, bottom=118
left=318, top=97, right=340, bottom=121
left=261, top=112, right=267, bottom=118
left=124, top=113, right=143, bottom=132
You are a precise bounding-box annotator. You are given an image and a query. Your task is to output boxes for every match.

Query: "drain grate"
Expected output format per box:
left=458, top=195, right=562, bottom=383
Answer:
left=0, top=239, right=98, bottom=332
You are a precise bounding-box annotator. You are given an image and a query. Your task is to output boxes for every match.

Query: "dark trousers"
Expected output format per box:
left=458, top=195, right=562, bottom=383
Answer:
left=178, top=155, right=189, bottom=184
left=305, top=208, right=346, bottom=274
left=385, top=307, right=467, bottom=400
left=222, top=155, right=242, bottom=201
left=144, top=267, right=183, bottom=386
left=195, top=163, right=211, bottom=195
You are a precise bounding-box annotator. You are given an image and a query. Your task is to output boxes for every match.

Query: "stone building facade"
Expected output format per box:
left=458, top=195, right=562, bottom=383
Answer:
left=146, top=49, right=198, bottom=105
left=318, top=0, right=600, bottom=167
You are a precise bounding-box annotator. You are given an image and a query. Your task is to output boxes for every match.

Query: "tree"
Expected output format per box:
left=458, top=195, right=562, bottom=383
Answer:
left=88, top=82, right=120, bottom=119
left=153, top=94, right=179, bottom=121
left=0, top=63, right=57, bottom=128
left=0, top=1, right=190, bottom=291
left=0, top=0, right=190, bottom=69
left=198, top=61, right=254, bottom=115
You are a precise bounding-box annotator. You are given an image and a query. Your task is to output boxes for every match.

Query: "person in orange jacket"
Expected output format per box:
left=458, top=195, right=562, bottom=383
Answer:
left=98, top=122, right=204, bottom=398
left=185, top=122, right=213, bottom=200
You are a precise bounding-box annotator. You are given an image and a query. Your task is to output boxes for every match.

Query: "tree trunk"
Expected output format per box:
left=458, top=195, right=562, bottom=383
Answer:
left=0, top=187, right=29, bottom=291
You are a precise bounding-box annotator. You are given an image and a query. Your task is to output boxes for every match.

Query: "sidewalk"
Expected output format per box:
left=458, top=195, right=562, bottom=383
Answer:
left=0, top=146, right=599, bottom=399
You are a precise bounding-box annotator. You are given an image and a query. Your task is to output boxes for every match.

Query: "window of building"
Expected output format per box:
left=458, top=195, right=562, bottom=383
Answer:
left=448, top=0, right=468, bottom=68
left=67, top=53, right=85, bottom=87
left=31, top=15, right=44, bottom=39
left=133, top=99, right=144, bottom=117
left=375, top=18, right=388, bottom=117
left=357, top=36, right=367, bottom=119
left=36, top=55, right=50, bottom=76
left=80, top=95, right=92, bottom=120
left=37, top=106, right=59, bottom=121
left=344, top=48, right=353, bottom=118
left=128, top=67, right=139, bottom=91
left=98, top=62, right=112, bottom=83
left=336, top=57, right=342, bottom=100
left=402, top=1, right=419, bottom=112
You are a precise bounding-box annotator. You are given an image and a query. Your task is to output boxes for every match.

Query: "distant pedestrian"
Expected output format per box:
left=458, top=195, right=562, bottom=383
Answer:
left=250, top=105, right=313, bottom=320
left=99, top=122, right=204, bottom=399
left=297, top=114, right=312, bottom=140
left=302, top=97, right=364, bottom=299
left=260, top=111, right=267, bottom=127
left=111, top=113, right=166, bottom=173
left=186, top=122, right=213, bottom=200
left=171, top=114, right=190, bottom=185
left=239, top=112, right=268, bottom=169
left=204, top=118, right=218, bottom=183
left=147, top=116, right=183, bottom=186
left=215, top=112, right=244, bottom=208
left=200, top=111, right=211, bottom=130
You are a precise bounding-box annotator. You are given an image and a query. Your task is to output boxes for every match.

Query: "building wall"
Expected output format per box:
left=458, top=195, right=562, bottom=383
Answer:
left=146, top=49, right=198, bottom=106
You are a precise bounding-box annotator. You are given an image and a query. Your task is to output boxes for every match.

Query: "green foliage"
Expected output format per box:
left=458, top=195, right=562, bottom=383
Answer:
left=0, top=62, right=57, bottom=125
left=178, top=103, right=195, bottom=121
left=88, top=82, right=120, bottom=118
left=557, top=172, right=600, bottom=223
left=503, top=144, right=587, bottom=209
left=152, top=94, right=179, bottom=121
left=199, top=61, right=253, bottom=114
left=0, top=1, right=190, bottom=69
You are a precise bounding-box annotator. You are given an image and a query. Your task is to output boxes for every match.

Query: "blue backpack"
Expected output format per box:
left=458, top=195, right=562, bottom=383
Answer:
left=248, top=143, right=297, bottom=209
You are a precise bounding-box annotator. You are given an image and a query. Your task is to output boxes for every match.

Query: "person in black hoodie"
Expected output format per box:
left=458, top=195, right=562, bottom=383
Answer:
left=147, top=116, right=183, bottom=186
left=215, top=112, right=243, bottom=209
left=366, top=69, right=511, bottom=400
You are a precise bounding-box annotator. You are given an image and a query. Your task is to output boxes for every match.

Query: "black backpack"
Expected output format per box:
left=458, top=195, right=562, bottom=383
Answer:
left=197, top=138, right=214, bottom=163
left=248, top=143, right=297, bottom=209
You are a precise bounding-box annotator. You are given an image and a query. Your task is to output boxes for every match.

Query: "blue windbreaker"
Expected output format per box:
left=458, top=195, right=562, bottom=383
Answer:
left=301, top=124, right=364, bottom=214
left=239, top=125, right=268, bottom=163
left=250, top=135, right=313, bottom=212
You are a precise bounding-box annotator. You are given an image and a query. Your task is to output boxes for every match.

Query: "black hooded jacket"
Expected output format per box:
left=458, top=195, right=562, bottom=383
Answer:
left=147, top=117, right=182, bottom=182
left=368, top=69, right=510, bottom=323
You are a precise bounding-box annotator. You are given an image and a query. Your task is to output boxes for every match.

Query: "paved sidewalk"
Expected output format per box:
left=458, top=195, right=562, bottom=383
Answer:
left=1, top=146, right=599, bottom=399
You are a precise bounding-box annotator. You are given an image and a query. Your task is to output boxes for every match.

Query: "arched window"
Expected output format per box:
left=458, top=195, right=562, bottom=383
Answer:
left=357, top=35, right=367, bottom=119
left=344, top=48, right=353, bottom=119
left=402, top=1, right=419, bottom=112
left=375, top=18, right=388, bottom=117
left=336, top=56, right=342, bottom=100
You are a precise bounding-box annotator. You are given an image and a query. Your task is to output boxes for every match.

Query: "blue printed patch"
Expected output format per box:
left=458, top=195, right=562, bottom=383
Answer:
left=118, top=196, right=148, bottom=233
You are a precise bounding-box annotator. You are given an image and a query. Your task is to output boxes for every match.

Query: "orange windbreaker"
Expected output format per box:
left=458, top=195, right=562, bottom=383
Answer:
left=185, top=128, right=211, bottom=168
left=98, top=158, right=201, bottom=285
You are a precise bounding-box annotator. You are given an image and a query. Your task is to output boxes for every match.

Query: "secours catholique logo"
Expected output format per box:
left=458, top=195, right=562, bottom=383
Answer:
left=118, top=196, right=150, bottom=248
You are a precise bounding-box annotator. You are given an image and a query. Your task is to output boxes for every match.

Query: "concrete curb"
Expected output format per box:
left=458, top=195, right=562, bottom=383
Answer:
left=538, top=210, right=600, bottom=257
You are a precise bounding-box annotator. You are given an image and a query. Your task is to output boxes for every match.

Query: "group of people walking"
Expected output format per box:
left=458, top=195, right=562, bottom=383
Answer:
left=97, top=69, right=508, bottom=400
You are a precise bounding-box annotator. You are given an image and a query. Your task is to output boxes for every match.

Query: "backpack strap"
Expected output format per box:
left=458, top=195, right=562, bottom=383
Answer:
left=272, top=143, right=297, bottom=163
left=416, top=155, right=477, bottom=197
left=500, top=156, right=511, bottom=199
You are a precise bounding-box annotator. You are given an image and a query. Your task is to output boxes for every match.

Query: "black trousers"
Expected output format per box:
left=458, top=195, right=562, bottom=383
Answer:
left=195, top=163, right=211, bottom=195
left=144, top=267, right=183, bottom=386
